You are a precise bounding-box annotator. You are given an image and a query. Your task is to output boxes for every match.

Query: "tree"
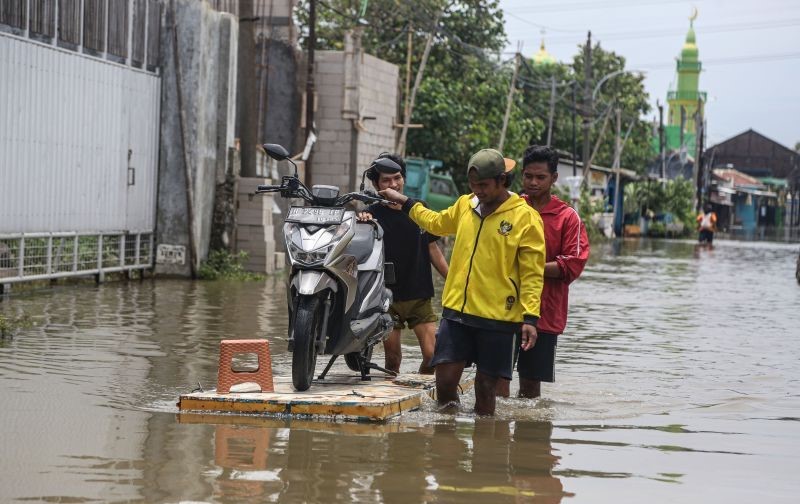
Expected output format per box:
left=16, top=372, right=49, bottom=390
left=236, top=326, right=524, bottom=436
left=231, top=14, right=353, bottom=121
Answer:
left=294, top=3, right=653, bottom=186
left=295, top=1, right=541, bottom=189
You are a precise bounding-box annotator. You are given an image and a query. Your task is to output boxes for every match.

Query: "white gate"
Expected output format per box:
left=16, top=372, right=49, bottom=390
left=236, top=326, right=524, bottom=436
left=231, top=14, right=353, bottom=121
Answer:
left=0, top=0, right=162, bottom=286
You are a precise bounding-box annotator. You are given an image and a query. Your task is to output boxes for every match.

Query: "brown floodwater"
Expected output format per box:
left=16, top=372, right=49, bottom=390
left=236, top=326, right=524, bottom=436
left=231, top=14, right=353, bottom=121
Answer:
left=1, top=238, right=798, bottom=503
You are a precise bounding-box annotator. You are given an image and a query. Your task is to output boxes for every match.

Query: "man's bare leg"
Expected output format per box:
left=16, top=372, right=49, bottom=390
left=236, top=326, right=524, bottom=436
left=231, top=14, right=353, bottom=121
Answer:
left=412, top=322, right=437, bottom=374
left=474, top=372, right=499, bottom=416
left=383, top=328, right=402, bottom=373
left=435, top=361, right=465, bottom=411
left=495, top=378, right=511, bottom=398
left=518, top=378, right=541, bottom=399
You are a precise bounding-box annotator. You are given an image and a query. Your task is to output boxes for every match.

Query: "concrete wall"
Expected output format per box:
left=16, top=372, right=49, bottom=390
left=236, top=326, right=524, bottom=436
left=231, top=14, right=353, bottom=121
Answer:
left=312, top=46, right=399, bottom=192
left=155, top=0, right=238, bottom=276
left=353, top=54, right=401, bottom=191
left=236, top=177, right=276, bottom=274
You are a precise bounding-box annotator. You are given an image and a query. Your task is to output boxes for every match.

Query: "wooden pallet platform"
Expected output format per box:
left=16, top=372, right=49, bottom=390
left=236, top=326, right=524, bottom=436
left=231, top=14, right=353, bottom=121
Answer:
left=178, top=373, right=474, bottom=422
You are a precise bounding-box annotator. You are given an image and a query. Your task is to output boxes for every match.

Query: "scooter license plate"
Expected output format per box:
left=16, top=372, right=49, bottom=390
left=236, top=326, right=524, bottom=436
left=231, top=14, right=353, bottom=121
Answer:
left=285, top=206, right=345, bottom=225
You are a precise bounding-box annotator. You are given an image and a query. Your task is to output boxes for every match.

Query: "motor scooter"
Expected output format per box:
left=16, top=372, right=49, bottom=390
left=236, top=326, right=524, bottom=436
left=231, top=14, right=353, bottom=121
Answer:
left=255, top=144, right=398, bottom=391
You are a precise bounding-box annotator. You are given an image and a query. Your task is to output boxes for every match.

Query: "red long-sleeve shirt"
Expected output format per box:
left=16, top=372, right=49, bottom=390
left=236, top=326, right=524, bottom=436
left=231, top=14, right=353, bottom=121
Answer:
left=523, top=194, right=590, bottom=335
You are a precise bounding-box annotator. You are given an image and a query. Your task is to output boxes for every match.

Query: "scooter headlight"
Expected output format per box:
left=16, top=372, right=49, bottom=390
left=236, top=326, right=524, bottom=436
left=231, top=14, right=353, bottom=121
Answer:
left=287, top=242, right=333, bottom=265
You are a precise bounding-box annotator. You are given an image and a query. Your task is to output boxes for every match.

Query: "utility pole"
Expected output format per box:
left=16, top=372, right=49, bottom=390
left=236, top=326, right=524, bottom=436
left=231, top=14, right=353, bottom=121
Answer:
left=571, top=82, right=577, bottom=177
left=498, top=42, right=522, bottom=152
left=581, top=31, right=593, bottom=178
left=399, top=23, right=413, bottom=150
left=679, top=105, right=686, bottom=158
left=658, top=100, right=665, bottom=185
left=546, top=75, right=556, bottom=147
left=693, top=96, right=704, bottom=211
left=613, top=107, right=622, bottom=237
left=397, top=12, right=441, bottom=157
left=305, top=0, right=317, bottom=186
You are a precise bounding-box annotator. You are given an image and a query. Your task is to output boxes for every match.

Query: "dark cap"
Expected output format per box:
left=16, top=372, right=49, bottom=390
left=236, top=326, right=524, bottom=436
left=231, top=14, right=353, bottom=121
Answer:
left=467, top=148, right=516, bottom=179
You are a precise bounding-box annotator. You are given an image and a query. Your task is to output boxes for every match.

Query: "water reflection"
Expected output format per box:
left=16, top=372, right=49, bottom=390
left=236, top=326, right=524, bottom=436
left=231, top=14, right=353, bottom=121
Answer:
left=172, top=414, right=569, bottom=503
left=1, top=238, right=800, bottom=502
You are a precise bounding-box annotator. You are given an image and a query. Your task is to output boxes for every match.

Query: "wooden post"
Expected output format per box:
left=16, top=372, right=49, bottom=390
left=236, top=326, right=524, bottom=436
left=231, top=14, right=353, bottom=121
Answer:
left=396, top=23, right=413, bottom=153
left=546, top=75, right=556, bottom=146
left=498, top=43, right=521, bottom=152
left=613, top=107, right=622, bottom=237
left=305, top=0, right=317, bottom=185
left=581, top=31, right=592, bottom=182
left=397, top=12, right=440, bottom=157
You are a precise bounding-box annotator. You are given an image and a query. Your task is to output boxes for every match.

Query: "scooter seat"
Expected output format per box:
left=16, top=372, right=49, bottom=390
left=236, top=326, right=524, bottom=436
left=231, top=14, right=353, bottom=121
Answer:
left=348, top=222, right=377, bottom=265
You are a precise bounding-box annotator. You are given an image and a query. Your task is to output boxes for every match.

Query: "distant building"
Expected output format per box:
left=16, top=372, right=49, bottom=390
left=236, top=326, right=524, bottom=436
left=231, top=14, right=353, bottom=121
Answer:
left=705, top=129, right=800, bottom=229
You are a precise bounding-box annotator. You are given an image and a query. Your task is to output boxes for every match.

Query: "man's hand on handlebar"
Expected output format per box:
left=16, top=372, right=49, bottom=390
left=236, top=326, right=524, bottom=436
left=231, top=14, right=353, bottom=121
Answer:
left=357, top=211, right=374, bottom=222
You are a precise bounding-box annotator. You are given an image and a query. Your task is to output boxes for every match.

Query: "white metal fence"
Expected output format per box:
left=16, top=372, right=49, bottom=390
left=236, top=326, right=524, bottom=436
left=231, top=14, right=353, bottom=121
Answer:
left=0, top=1, right=162, bottom=287
left=0, top=232, right=153, bottom=285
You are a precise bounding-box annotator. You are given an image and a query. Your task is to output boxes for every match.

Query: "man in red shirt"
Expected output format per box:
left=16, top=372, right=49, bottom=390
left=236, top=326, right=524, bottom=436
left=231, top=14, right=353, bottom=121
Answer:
left=497, top=145, right=590, bottom=399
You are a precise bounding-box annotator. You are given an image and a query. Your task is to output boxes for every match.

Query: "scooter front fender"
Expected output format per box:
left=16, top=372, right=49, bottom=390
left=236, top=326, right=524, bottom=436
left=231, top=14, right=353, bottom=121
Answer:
left=291, top=270, right=339, bottom=297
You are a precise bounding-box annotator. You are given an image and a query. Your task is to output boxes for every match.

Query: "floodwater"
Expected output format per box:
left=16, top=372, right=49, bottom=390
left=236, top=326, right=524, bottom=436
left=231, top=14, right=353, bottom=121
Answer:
left=1, top=238, right=799, bottom=503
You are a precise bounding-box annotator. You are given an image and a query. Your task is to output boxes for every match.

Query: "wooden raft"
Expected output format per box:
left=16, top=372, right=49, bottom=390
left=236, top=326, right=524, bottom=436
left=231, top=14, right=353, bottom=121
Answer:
left=178, top=373, right=474, bottom=422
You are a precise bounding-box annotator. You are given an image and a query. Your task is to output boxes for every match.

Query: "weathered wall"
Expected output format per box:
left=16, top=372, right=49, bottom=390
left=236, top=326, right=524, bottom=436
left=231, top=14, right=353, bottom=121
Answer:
left=155, top=0, right=238, bottom=276
left=354, top=53, right=400, bottom=191
left=313, top=51, right=350, bottom=190
left=312, top=48, right=399, bottom=192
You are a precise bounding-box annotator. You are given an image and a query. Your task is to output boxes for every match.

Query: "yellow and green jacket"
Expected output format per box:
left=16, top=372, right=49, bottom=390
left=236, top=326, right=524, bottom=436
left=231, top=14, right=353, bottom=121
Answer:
left=403, top=193, right=545, bottom=330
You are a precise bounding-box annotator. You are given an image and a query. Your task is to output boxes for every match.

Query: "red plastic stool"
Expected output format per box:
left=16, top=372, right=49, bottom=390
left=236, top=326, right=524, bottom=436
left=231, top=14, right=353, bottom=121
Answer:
left=217, top=339, right=274, bottom=394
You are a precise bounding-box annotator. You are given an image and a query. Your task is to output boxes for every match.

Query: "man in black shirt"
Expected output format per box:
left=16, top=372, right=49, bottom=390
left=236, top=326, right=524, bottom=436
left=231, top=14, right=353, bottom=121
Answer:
left=359, top=153, right=449, bottom=374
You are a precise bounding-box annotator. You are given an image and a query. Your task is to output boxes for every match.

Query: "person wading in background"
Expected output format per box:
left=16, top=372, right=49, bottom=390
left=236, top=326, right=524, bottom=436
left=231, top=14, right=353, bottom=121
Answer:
left=697, top=203, right=718, bottom=247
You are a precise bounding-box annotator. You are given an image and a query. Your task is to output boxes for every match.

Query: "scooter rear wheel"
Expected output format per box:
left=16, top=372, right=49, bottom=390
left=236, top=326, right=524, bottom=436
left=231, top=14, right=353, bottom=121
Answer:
left=291, top=295, right=322, bottom=391
left=344, top=352, right=361, bottom=372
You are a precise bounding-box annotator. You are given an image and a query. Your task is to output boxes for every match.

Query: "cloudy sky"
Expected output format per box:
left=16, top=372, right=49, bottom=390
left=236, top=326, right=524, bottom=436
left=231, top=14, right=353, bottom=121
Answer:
left=499, top=0, right=800, bottom=149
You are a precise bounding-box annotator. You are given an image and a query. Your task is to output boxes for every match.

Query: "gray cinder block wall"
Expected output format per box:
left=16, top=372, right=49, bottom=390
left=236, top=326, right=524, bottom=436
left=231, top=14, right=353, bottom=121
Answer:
left=313, top=40, right=400, bottom=193
left=155, top=0, right=239, bottom=276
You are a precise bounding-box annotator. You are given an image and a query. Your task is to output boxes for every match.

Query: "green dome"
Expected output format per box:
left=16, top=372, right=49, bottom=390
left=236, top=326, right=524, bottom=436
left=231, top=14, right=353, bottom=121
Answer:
left=680, top=23, right=698, bottom=60
left=532, top=40, right=556, bottom=66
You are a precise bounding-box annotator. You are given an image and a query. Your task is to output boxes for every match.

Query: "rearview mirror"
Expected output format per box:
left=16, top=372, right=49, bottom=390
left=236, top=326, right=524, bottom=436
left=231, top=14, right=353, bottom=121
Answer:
left=263, top=143, right=290, bottom=161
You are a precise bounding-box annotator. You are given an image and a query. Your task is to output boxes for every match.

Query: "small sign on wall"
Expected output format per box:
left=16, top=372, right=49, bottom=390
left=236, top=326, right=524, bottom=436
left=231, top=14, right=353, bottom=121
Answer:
left=156, top=244, right=186, bottom=265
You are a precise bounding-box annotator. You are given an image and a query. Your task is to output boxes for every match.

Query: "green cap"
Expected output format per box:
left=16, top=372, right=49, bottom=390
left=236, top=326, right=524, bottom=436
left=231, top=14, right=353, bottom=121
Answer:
left=467, top=149, right=516, bottom=179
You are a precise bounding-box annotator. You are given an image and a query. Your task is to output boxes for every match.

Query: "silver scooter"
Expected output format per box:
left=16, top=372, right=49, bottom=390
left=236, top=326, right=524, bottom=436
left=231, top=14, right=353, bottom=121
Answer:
left=255, top=144, right=398, bottom=391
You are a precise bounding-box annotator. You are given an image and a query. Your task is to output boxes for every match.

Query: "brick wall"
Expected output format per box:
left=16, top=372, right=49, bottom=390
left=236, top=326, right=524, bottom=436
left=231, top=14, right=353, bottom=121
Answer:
left=313, top=50, right=399, bottom=192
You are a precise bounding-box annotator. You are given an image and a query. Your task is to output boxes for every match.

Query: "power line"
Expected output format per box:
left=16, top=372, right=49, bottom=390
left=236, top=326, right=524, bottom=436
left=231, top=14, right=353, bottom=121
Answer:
left=635, top=51, right=800, bottom=69
left=506, top=0, right=703, bottom=15
left=531, top=18, right=800, bottom=45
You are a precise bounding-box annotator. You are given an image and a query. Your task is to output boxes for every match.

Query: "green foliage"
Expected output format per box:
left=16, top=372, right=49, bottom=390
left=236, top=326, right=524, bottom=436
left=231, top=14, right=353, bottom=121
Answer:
left=408, top=65, right=541, bottom=192
left=295, top=1, right=654, bottom=187
left=648, top=221, right=667, bottom=238
left=624, top=177, right=695, bottom=233
left=296, top=0, right=542, bottom=191
left=578, top=186, right=607, bottom=243
left=0, top=313, right=33, bottom=337
left=198, top=250, right=264, bottom=281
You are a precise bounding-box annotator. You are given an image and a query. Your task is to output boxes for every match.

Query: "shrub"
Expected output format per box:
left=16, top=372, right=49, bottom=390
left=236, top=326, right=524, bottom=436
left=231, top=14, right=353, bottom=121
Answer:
left=198, top=250, right=264, bottom=281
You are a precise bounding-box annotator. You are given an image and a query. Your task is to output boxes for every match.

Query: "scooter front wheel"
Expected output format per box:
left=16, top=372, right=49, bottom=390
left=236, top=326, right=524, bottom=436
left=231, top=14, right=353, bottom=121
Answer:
left=291, top=295, right=322, bottom=391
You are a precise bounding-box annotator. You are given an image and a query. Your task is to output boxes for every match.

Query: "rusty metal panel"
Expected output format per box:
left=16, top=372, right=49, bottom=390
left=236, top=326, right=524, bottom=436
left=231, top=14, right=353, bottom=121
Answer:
left=0, top=33, right=160, bottom=235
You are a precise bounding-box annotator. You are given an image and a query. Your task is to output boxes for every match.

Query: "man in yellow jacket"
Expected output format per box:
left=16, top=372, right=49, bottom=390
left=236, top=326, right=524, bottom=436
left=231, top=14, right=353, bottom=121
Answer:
left=379, top=148, right=546, bottom=415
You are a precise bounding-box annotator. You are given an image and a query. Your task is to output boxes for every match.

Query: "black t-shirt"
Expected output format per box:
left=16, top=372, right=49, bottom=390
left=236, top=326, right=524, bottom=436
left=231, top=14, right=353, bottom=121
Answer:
left=367, top=203, right=439, bottom=301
